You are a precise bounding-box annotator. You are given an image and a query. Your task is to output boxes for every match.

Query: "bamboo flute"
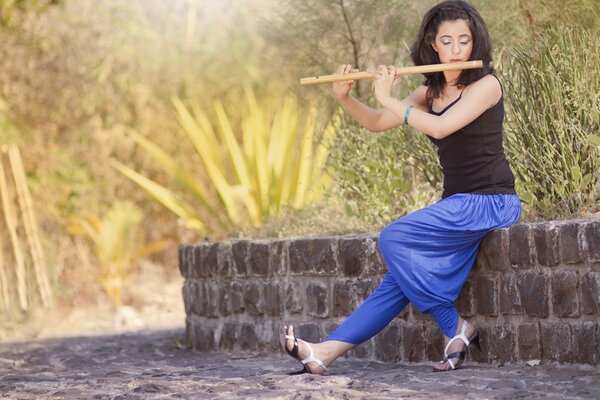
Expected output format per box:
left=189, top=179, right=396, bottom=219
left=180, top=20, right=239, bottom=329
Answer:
left=300, top=60, right=483, bottom=86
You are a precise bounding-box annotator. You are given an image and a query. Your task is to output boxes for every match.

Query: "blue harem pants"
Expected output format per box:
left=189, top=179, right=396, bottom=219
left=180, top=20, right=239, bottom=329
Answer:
left=324, top=193, right=521, bottom=343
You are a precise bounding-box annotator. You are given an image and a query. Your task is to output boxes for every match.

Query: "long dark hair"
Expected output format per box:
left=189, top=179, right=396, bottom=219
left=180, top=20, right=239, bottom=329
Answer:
left=410, top=0, right=494, bottom=103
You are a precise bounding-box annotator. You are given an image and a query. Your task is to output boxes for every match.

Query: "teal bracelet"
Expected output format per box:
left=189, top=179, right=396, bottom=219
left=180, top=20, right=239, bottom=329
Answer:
left=404, top=105, right=414, bottom=125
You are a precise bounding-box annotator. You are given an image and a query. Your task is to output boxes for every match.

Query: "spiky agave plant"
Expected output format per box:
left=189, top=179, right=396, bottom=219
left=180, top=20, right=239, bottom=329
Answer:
left=112, top=86, right=338, bottom=235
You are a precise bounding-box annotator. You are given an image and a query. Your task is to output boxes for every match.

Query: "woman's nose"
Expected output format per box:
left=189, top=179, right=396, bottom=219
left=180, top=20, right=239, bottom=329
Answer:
left=452, top=43, right=460, bottom=54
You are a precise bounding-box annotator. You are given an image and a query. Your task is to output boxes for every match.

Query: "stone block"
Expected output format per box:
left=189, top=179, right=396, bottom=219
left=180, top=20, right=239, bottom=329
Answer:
left=424, top=325, right=445, bottom=362
left=338, top=236, right=365, bottom=277
left=192, top=281, right=206, bottom=316
left=469, top=325, right=491, bottom=363
left=541, top=323, right=573, bottom=363
left=456, top=277, right=476, bottom=317
left=206, top=283, right=220, bottom=318
left=189, top=245, right=207, bottom=279
left=500, top=273, right=524, bottom=315
left=263, top=283, right=282, bottom=316
left=518, top=272, right=549, bottom=318
left=475, top=273, right=498, bottom=316
left=580, top=272, right=600, bottom=315
left=204, top=243, right=219, bottom=278
left=586, top=221, right=600, bottom=262
left=411, top=304, right=434, bottom=322
left=178, top=244, right=187, bottom=278
left=551, top=271, right=580, bottom=317
left=232, top=241, right=249, bottom=276
left=477, top=229, right=510, bottom=271
left=374, top=324, right=400, bottom=362
left=402, top=325, right=425, bottom=362
left=289, top=238, right=335, bottom=275
left=509, top=224, right=533, bottom=267
left=307, top=281, right=329, bottom=317
left=249, top=242, right=270, bottom=276
left=559, top=223, right=582, bottom=264
left=284, top=281, right=303, bottom=314
left=573, top=322, right=598, bottom=365
left=244, top=282, right=263, bottom=316
left=219, top=322, right=238, bottom=350
left=219, top=287, right=231, bottom=316
left=533, top=223, right=559, bottom=266
left=518, top=323, right=541, bottom=361
left=182, top=281, right=193, bottom=315
left=348, top=339, right=373, bottom=359
left=332, top=280, right=353, bottom=317
left=230, top=281, right=245, bottom=314
left=239, top=323, right=259, bottom=350
left=488, top=324, right=516, bottom=364
left=193, top=323, right=215, bottom=351
left=297, top=323, right=321, bottom=342
left=269, top=240, right=287, bottom=275
left=365, top=235, right=387, bottom=275
left=356, top=278, right=379, bottom=301
left=217, top=242, right=233, bottom=277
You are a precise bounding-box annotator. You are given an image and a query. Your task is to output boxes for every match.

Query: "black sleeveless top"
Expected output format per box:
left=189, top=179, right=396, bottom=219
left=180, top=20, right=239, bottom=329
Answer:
left=427, top=75, right=516, bottom=199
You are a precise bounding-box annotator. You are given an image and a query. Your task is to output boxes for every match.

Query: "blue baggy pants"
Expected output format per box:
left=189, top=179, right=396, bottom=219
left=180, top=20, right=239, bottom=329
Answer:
left=325, top=193, right=521, bottom=343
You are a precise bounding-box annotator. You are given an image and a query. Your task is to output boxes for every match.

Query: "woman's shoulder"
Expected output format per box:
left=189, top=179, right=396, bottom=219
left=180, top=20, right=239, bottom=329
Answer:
left=463, top=74, right=502, bottom=107
left=466, top=74, right=502, bottom=93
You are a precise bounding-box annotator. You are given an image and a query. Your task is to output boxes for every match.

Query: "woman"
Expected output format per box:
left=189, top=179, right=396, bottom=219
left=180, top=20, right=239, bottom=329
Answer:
left=283, top=0, right=521, bottom=373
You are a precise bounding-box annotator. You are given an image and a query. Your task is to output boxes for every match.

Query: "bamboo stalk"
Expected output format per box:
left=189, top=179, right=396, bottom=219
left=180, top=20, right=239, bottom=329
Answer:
left=300, top=60, right=484, bottom=86
left=0, top=146, right=28, bottom=311
left=0, top=227, right=10, bottom=312
left=8, top=145, right=53, bottom=307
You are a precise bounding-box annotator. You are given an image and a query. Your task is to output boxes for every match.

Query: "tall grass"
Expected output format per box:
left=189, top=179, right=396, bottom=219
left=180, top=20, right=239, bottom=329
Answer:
left=502, top=26, right=600, bottom=219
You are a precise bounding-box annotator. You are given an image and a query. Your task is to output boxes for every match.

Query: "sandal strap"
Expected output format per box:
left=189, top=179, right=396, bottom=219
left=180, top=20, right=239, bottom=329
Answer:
left=297, top=338, right=327, bottom=371
left=285, top=335, right=299, bottom=357
left=444, top=320, right=470, bottom=358
left=440, top=351, right=466, bottom=370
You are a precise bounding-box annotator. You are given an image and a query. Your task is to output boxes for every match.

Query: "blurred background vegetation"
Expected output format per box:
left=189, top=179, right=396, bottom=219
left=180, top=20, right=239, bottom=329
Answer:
left=0, top=0, right=598, bottom=329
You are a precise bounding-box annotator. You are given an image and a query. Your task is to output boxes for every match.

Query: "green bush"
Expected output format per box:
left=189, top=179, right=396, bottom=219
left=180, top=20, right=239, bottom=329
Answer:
left=328, top=114, right=441, bottom=228
left=502, top=26, right=600, bottom=220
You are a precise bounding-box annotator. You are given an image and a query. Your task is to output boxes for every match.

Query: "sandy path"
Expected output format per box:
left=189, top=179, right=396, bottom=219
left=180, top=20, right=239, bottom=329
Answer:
left=1, top=328, right=599, bottom=399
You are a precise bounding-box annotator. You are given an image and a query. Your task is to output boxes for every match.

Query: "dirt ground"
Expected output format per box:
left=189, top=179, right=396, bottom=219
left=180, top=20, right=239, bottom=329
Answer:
left=1, top=328, right=600, bottom=399
left=1, top=262, right=600, bottom=399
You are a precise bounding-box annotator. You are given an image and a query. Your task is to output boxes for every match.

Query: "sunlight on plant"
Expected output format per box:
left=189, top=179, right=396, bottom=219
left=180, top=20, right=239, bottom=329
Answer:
left=112, top=86, right=338, bottom=235
left=502, top=26, right=600, bottom=219
left=68, top=201, right=170, bottom=307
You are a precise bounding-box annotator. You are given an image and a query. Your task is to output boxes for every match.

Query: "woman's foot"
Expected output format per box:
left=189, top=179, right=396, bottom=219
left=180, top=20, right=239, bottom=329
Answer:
left=432, top=318, right=480, bottom=372
left=283, top=325, right=330, bottom=374
left=283, top=325, right=358, bottom=375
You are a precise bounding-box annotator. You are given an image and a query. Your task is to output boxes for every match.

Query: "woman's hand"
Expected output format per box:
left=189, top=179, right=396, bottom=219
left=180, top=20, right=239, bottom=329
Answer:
left=332, top=64, right=358, bottom=100
left=370, top=64, right=398, bottom=104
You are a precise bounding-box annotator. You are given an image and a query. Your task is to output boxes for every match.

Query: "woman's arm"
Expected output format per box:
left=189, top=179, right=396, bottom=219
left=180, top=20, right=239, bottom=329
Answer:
left=337, top=86, right=428, bottom=132
left=375, top=72, right=502, bottom=139
left=333, top=64, right=428, bottom=133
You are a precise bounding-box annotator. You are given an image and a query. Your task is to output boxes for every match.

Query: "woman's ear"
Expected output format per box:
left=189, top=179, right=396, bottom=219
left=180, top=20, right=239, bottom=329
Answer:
left=432, top=42, right=438, bottom=53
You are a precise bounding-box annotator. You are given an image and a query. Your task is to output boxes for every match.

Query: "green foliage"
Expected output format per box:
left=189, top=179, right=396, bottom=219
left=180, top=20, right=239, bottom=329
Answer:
left=329, top=115, right=441, bottom=228
left=0, top=0, right=60, bottom=27
left=502, top=26, right=600, bottom=219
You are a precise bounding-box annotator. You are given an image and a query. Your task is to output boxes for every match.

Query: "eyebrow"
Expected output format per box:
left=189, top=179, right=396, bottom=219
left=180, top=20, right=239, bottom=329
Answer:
left=440, top=34, right=472, bottom=39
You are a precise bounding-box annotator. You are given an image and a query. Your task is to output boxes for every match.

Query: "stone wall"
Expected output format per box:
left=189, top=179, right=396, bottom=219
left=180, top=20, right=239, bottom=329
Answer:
left=179, top=219, right=600, bottom=365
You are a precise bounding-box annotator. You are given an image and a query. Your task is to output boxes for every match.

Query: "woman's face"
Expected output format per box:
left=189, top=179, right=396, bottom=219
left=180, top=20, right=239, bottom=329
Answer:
left=431, top=19, right=473, bottom=63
